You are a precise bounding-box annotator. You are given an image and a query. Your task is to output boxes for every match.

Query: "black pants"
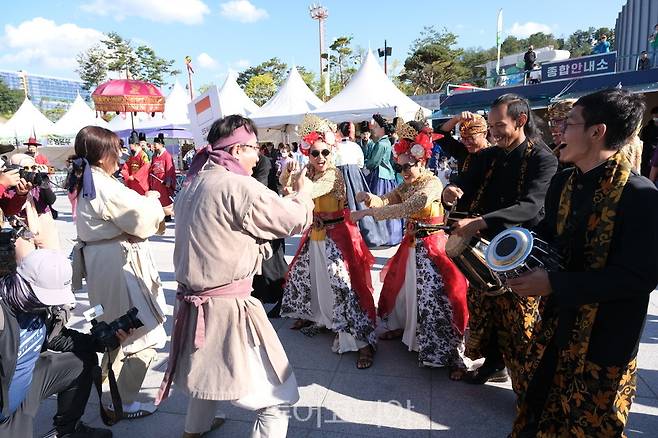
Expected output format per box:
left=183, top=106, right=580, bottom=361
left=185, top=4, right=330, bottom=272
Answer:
left=0, top=351, right=98, bottom=438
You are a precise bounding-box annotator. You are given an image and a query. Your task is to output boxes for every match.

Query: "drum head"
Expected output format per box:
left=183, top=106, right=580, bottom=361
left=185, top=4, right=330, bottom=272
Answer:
left=445, top=233, right=469, bottom=258
left=485, top=227, right=534, bottom=272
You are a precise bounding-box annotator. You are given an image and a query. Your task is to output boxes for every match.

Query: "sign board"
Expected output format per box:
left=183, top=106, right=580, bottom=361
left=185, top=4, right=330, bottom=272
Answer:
left=541, top=52, right=616, bottom=83
left=188, top=86, right=222, bottom=148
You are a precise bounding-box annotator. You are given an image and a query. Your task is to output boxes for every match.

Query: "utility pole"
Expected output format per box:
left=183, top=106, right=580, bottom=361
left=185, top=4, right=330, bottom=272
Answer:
left=309, top=3, right=329, bottom=99
left=378, top=40, right=392, bottom=75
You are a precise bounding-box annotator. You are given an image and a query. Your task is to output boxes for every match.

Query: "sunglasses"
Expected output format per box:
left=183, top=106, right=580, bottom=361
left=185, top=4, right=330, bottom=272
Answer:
left=310, top=149, right=331, bottom=158
left=393, top=161, right=420, bottom=173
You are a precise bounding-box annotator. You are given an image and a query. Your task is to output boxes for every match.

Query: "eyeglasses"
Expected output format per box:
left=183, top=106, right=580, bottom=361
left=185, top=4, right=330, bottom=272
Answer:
left=393, top=161, right=420, bottom=173
left=561, top=122, right=586, bottom=133
left=310, top=149, right=331, bottom=158
left=239, top=144, right=260, bottom=153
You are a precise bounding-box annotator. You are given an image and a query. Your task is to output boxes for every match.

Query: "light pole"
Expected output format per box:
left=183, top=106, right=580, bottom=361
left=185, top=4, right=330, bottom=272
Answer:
left=378, top=40, right=392, bottom=75
left=309, top=3, right=329, bottom=99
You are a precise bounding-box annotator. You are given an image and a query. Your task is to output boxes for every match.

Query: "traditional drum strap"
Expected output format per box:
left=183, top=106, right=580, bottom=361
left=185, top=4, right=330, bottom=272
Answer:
left=469, top=141, right=533, bottom=214
left=550, top=150, right=631, bottom=374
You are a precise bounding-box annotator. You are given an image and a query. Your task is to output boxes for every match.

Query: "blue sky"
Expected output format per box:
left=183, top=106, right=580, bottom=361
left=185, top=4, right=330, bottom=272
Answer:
left=1, top=0, right=628, bottom=90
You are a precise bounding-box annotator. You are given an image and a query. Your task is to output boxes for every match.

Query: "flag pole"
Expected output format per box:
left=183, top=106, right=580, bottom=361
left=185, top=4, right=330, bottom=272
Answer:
left=496, top=9, right=503, bottom=75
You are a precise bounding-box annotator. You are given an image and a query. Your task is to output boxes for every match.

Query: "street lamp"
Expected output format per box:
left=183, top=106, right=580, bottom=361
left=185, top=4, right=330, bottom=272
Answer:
left=309, top=3, right=329, bottom=99
left=378, top=40, right=392, bottom=75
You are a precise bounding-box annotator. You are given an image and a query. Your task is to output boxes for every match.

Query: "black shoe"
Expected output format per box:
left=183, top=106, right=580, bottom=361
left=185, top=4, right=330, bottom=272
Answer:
left=463, top=365, right=509, bottom=384
left=164, top=215, right=172, bottom=222
left=55, top=422, right=113, bottom=438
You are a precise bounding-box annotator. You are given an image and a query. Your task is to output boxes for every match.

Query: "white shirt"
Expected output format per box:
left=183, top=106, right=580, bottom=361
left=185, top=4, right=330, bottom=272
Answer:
left=334, top=139, right=365, bottom=168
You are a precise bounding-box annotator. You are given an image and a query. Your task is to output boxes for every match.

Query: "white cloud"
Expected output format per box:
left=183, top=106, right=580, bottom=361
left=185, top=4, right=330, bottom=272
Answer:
left=81, top=0, right=210, bottom=25
left=197, top=52, right=218, bottom=69
left=220, top=0, right=268, bottom=23
left=507, top=22, right=553, bottom=38
left=0, top=17, right=103, bottom=71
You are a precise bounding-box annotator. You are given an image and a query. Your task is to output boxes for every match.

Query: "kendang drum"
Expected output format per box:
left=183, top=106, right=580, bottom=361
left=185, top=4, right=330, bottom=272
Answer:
left=445, top=233, right=507, bottom=296
left=485, top=227, right=563, bottom=280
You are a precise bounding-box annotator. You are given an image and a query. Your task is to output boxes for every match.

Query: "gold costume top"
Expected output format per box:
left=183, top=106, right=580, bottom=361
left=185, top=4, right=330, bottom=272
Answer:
left=280, top=163, right=346, bottom=240
left=368, top=171, right=444, bottom=222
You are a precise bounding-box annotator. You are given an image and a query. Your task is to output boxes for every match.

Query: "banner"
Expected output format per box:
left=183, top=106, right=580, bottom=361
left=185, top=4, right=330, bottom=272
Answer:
left=188, top=86, right=222, bottom=148
left=541, top=52, right=616, bottom=83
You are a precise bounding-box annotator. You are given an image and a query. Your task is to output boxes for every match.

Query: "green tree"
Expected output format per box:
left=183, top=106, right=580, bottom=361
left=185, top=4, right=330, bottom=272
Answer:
left=564, top=27, right=597, bottom=58
left=102, top=32, right=139, bottom=78
left=329, top=36, right=357, bottom=86
left=43, top=105, right=67, bottom=123
left=460, top=47, right=496, bottom=86
left=134, top=45, right=180, bottom=88
left=76, top=44, right=108, bottom=91
left=77, top=32, right=179, bottom=90
left=244, top=73, right=277, bottom=106
left=0, top=79, right=24, bottom=117
left=237, top=57, right=288, bottom=87
left=399, top=26, right=469, bottom=95
left=296, top=66, right=318, bottom=94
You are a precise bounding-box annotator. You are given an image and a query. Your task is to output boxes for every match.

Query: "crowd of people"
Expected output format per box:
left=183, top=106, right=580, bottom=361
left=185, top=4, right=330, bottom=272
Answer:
left=0, top=87, right=657, bottom=438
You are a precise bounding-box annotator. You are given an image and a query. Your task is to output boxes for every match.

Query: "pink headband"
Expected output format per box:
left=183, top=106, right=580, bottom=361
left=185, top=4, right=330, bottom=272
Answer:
left=212, top=125, right=257, bottom=150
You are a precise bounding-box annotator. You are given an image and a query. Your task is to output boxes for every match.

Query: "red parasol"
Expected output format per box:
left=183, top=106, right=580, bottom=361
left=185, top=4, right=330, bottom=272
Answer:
left=92, top=79, right=165, bottom=130
left=92, top=79, right=165, bottom=114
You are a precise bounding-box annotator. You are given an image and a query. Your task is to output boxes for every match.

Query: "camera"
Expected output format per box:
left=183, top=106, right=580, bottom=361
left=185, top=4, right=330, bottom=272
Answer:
left=4, top=164, right=49, bottom=186
left=84, top=305, right=144, bottom=351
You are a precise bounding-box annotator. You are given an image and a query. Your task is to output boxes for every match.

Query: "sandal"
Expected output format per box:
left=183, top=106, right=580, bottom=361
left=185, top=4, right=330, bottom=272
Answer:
left=378, top=329, right=403, bottom=341
left=290, top=319, right=313, bottom=330
left=356, top=345, right=375, bottom=369
left=106, top=402, right=156, bottom=422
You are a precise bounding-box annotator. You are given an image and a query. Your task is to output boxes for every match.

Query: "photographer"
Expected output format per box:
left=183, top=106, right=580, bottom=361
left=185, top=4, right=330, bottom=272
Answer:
left=0, top=249, right=115, bottom=438
left=0, top=169, right=30, bottom=218
left=5, top=154, right=59, bottom=260
left=68, top=126, right=169, bottom=421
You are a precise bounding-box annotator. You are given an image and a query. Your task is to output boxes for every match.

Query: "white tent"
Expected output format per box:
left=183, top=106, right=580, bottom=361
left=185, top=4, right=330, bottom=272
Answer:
left=251, top=66, right=324, bottom=128
left=217, top=71, right=259, bottom=117
left=52, top=94, right=109, bottom=136
left=0, top=98, right=55, bottom=140
left=312, top=51, right=430, bottom=122
left=106, top=111, right=151, bottom=132
left=138, top=80, right=191, bottom=129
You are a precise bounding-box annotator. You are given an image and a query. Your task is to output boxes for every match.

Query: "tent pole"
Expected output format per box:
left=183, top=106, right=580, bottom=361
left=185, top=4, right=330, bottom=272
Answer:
left=130, top=112, right=135, bottom=131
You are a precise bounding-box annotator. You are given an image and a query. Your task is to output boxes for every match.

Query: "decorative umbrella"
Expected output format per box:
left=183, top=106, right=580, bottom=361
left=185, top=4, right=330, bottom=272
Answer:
left=92, top=79, right=165, bottom=130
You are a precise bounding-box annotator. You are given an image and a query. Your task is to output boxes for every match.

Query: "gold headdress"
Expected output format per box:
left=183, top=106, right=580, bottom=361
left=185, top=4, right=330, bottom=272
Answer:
left=299, top=114, right=332, bottom=138
left=459, top=114, right=488, bottom=137
left=396, top=118, right=420, bottom=141
left=547, top=99, right=577, bottom=121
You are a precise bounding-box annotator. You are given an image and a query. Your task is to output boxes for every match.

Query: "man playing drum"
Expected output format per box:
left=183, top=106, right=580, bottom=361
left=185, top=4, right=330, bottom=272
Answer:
left=442, top=94, right=558, bottom=393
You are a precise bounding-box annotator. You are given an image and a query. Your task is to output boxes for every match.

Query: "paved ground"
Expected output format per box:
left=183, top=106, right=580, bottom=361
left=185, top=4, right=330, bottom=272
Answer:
left=32, top=193, right=658, bottom=437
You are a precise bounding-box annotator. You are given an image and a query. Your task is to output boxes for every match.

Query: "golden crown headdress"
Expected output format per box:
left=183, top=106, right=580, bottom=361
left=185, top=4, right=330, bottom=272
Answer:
left=299, top=114, right=332, bottom=138
left=397, top=120, right=419, bottom=141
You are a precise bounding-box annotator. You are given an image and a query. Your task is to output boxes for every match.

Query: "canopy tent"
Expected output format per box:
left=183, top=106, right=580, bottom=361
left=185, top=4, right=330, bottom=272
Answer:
left=216, top=71, right=259, bottom=117
left=52, top=94, right=109, bottom=137
left=312, top=51, right=430, bottom=123
left=0, top=98, right=55, bottom=141
left=250, top=66, right=323, bottom=144
left=113, top=81, right=193, bottom=139
left=251, top=66, right=324, bottom=128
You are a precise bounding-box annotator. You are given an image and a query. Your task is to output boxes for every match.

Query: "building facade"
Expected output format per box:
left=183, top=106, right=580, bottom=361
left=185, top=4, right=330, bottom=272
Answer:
left=615, top=0, right=658, bottom=71
left=0, top=70, right=90, bottom=111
